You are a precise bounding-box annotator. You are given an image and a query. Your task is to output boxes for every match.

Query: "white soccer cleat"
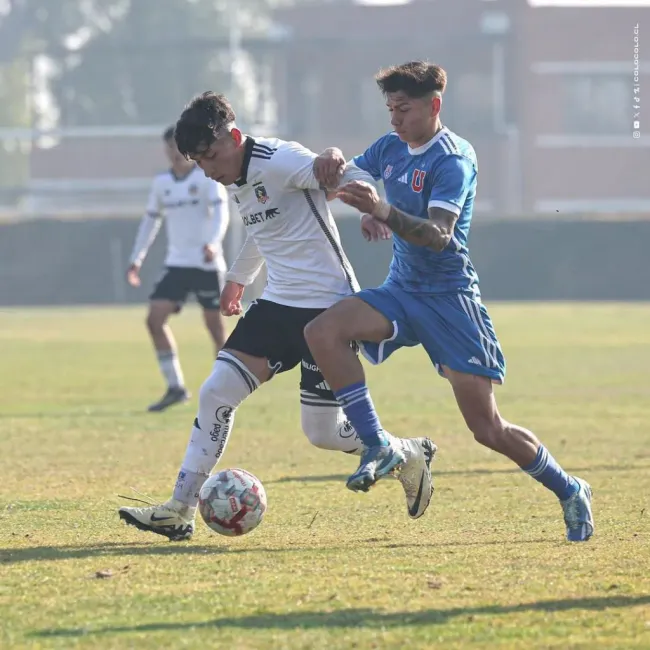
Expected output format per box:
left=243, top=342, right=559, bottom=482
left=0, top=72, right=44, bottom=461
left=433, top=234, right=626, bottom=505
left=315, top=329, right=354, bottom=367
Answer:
left=395, top=437, right=437, bottom=519
left=118, top=499, right=196, bottom=541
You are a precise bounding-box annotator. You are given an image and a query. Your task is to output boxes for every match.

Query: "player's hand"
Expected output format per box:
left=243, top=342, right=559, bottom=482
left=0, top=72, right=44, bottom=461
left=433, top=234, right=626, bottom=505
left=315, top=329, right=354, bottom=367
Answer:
left=336, top=181, right=380, bottom=215
left=126, top=263, right=141, bottom=288
left=203, top=244, right=216, bottom=263
left=314, top=147, right=346, bottom=189
left=220, top=281, right=245, bottom=316
left=360, top=214, right=392, bottom=242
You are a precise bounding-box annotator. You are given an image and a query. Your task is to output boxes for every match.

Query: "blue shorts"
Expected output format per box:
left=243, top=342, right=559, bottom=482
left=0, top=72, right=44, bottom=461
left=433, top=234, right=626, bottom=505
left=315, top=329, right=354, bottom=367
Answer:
left=357, top=283, right=506, bottom=383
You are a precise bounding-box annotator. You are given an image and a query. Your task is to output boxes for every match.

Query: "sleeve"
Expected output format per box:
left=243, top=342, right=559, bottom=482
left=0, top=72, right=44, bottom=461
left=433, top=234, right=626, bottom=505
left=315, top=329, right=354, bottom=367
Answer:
left=428, top=155, right=476, bottom=216
left=271, top=141, right=379, bottom=192
left=224, top=233, right=265, bottom=286
left=350, top=136, right=385, bottom=181
left=269, top=141, right=322, bottom=191
left=338, top=160, right=376, bottom=185
left=129, top=178, right=163, bottom=265
left=206, top=180, right=230, bottom=246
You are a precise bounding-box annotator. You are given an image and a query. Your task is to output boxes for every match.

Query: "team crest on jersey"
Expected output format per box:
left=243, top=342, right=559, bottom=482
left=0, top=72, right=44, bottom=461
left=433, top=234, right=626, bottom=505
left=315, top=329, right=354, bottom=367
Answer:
left=411, top=169, right=426, bottom=193
left=383, top=165, right=393, bottom=179
left=254, top=184, right=270, bottom=204
left=188, top=184, right=199, bottom=195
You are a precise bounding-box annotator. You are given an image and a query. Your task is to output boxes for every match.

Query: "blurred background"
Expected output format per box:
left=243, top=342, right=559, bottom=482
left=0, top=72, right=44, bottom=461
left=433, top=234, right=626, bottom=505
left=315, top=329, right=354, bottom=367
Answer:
left=0, top=0, right=648, bottom=306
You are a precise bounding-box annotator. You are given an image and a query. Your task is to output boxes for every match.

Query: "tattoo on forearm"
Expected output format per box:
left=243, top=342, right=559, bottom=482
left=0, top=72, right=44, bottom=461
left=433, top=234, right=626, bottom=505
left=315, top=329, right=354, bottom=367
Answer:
left=385, top=206, right=451, bottom=252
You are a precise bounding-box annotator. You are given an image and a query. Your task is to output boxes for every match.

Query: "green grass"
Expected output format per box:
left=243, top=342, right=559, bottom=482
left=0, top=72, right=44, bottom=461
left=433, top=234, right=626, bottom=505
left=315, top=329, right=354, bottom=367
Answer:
left=1, top=303, right=649, bottom=649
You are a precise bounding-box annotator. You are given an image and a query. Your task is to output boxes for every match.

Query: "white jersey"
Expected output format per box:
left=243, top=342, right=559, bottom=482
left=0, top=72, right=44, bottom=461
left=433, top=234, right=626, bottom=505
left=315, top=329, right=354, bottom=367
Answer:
left=225, top=137, right=371, bottom=309
left=129, top=165, right=229, bottom=272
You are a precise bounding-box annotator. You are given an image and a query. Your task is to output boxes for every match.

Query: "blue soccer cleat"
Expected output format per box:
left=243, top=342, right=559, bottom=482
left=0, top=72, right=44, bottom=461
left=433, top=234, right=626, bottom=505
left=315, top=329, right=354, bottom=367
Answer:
left=560, top=476, right=594, bottom=542
left=347, top=441, right=406, bottom=492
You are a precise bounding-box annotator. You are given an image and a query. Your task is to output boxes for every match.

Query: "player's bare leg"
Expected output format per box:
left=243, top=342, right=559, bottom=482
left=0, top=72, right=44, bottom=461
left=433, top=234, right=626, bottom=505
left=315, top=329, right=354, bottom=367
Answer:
left=145, top=299, right=189, bottom=412
left=203, top=308, right=227, bottom=355
left=305, top=298, right=414, bottom=493
left=444, top=367, right=593, bottom=541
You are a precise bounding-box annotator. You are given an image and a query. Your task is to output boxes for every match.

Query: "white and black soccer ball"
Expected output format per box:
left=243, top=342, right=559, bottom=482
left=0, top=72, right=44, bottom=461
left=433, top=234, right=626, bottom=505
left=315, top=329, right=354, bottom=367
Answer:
left=198, top=468, right=267, bottom=537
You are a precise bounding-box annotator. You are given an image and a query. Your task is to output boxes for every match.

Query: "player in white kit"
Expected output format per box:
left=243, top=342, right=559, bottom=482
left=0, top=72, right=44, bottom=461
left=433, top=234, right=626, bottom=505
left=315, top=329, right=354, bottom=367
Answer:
left=118, top=93, right=435, bottom=540
left=127, top=126, right=230, bottom=412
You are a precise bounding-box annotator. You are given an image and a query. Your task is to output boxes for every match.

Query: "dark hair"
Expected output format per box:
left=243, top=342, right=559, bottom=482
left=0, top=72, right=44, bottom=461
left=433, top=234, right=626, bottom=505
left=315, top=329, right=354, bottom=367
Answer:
left=174, top=92, right=236, bottom=158
left=375, top=61, right=447, bottom=98
left=162, top=125, right=175, bottom=142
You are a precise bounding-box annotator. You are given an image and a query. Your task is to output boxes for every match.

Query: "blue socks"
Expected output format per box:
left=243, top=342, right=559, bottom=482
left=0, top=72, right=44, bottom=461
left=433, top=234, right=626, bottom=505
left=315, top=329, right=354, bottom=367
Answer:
left=524, top=445, right=579, bottom=501
left=333, top=381, right=387, bottom=447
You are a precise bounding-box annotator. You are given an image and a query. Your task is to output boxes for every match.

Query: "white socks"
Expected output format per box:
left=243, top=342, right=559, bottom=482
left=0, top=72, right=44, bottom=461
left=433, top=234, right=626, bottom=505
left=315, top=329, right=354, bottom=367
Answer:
left=301, top=400, right=363, bottom=455
left=172, top=351, right=259, bottom=507
left=156, top=349, right=185, bottom=389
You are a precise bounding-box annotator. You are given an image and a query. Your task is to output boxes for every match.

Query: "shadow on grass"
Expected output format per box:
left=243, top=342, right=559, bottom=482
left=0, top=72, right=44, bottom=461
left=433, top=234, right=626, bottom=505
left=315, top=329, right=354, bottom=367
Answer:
left=31, top=594, right=650, bottom=637
left=268, top=463, right=650, bottom=484
left=0, top=542, right=275, bottom=564
left=0, top=409, right=147, bottom=420
left=1, top=536, right=553, bottom=564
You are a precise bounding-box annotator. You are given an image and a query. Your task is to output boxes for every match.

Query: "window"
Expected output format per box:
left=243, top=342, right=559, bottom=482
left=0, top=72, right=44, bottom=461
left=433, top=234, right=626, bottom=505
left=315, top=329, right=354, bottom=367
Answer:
left=449, top=71, right=496, bottom=132
left=562, top=75, right=628, bottom=135
left=360, top=77, right=391, bottom=138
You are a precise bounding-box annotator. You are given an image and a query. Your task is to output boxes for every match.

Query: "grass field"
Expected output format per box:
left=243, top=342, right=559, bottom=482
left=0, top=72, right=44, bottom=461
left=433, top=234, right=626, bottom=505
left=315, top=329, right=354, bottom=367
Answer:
left=1, top=303, right=649, bottom=649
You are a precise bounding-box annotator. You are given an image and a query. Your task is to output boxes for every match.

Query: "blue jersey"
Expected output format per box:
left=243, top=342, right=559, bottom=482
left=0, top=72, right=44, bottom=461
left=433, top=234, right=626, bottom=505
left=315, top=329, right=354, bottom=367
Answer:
left=353, top=128, right=479, bottom=295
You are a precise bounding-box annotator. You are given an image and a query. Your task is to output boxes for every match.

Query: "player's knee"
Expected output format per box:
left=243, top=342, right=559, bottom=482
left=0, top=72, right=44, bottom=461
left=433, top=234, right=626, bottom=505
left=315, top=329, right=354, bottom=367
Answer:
left=198, top=372, right=219, bottom=405
left=199, top=358, right=237, bottom=406
left=198, top=355, right=256, bottom=415
left=304, top=313, right=340, bottom=350
left=467, top=415, right=506, bottom=450
left=303, top=317, right=324, bottom=348
left=145, top=311, right=165, bottom=334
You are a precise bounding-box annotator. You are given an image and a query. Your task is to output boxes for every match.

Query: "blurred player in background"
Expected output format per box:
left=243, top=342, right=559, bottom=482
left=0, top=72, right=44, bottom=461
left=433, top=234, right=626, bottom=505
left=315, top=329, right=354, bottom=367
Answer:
left=308, top=61, right=594, bottom=542
left=127, top=126, right=230, bottom=412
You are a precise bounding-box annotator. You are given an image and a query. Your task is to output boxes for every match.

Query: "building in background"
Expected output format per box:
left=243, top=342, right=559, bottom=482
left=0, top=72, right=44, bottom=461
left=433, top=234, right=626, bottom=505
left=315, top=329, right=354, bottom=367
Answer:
left=0, top=0, right=647, bottom=219
left=272, top=0, right=649, bottom=216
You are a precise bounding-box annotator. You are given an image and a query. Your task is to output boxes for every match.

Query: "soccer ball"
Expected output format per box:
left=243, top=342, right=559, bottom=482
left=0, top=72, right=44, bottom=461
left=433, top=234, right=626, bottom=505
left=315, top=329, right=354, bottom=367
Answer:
left=198, top=468, right=267, bottom=537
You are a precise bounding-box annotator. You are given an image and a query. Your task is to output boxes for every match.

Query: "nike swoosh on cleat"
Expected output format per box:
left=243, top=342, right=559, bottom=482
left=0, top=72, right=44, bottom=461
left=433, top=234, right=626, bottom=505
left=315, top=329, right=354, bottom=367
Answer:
left=376, top=452, right=403, bottom=474
left=150, top=514, right=174, bottom=522
left=408, top=472, right=426, bottom=518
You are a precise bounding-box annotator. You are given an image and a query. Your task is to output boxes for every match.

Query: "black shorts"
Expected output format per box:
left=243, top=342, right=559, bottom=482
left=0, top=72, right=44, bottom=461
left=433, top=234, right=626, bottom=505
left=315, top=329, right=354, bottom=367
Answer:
left=149, top=266, right=222, bottom=311
left=224, top=299, right=335, bottom=400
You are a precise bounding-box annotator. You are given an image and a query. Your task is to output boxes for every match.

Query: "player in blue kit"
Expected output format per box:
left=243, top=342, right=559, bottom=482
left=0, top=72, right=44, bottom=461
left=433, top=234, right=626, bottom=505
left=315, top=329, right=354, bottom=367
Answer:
left=306, top=61, right=594, bottom=542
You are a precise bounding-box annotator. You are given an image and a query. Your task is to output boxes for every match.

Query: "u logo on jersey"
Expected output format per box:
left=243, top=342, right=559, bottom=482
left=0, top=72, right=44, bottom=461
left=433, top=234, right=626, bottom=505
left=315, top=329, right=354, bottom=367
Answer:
left=411, top=169, right=426, bottom=193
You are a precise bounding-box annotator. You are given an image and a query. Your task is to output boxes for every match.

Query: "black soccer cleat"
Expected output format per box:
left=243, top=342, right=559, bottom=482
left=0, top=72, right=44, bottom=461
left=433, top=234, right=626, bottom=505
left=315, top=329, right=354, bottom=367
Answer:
left=147, top=387, right=190, bottom=412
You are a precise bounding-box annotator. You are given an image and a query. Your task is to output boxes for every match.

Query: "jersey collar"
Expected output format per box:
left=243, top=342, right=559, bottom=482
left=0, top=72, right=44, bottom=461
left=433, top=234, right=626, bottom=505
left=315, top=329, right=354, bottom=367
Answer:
left=234, top=137, right=256, bottom=187
left=169, top=164, right=197, bottom=182
left=407, top=126, right=448, bottom=156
